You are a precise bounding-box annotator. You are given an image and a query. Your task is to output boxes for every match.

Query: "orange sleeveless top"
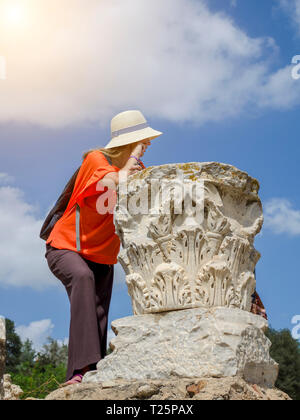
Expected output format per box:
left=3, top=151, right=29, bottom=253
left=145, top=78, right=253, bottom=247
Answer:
left=46, top=151, right=121, bottom=265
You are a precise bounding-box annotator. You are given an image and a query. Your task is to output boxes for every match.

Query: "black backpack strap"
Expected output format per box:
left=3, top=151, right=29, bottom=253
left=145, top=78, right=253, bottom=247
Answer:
left=40, top=167, right=81, bottom=241
left=41, top=153, right=114, bottom=245
left=101, top=152, right=112, bottom=166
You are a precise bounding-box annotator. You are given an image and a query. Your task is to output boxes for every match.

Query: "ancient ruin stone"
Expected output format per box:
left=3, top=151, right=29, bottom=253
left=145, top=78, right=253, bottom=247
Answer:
left=0, top=318, right=5, bottom=400
left=115, top=162, right=262, bottom=314
left=84, top=308, right=278, bottom=387
left=82, top=163, right=278, bottom=389
left=46, top=377, right=291, bottom=401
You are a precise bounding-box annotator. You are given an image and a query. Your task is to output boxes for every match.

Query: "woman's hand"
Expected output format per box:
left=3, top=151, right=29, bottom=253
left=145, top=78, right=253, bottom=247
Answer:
left=103, top=139, right=151, bottom=188
left=122, top=139, right=151, bottom=175
left=131, top=139, right=151, bottom=159
left=120, top=158, right=143, bottom=177
left=100, top=159, right=141, bottom=191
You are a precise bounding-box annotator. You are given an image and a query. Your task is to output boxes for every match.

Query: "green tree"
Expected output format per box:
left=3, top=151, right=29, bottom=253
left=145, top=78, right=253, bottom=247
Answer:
left=10, top=337, right=68, bottom=399
left=5, top=318, right=22, bottom=374
left=12, top=362, right=67, bottom=400
left=15, top=339, right=36, bottom=376
left=266, top=328, right=300, bottom=400
left=4, top=323, right=68, bottom=399
left=20, top=339, right=36, bottom=365
left=36, top=337, right=68, bottom=369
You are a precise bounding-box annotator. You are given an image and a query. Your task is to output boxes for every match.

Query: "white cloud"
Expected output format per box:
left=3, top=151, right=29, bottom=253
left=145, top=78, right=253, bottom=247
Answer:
left=0, top=0, right=299, bottom=129
left=264, top=198, right=300, bottom=236
left=0, top=183, right=57, bottom=289
left=0, top=173, right=14, bottom=185
left=258, top=64, right=300, bottom=109
left=0, top=176, right=126, bottom=290
left=278, top=0, right=300, bottom=35
left=16, top=319, right=54, bottom=351
left=57, top=337, right=69, bottom=347
left=16, top=319, right=68, bottom=352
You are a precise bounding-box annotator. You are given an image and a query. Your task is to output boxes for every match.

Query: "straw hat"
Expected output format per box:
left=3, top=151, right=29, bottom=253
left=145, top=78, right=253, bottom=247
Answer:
left=104, top=110, right=163, bottom=149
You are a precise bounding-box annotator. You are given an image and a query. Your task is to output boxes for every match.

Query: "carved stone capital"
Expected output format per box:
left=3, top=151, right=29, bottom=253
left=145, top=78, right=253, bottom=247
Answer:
left=115, top=162, right=263, bottom=315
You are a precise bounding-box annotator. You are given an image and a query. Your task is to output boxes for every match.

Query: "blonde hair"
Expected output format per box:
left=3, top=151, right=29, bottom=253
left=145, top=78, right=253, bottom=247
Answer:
left=82, top=142, right=138, bottom=162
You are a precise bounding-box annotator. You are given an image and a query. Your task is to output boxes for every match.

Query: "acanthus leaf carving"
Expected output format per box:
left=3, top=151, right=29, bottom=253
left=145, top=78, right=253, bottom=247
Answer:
left=195, top=259, right=237, bottom=308
left=150, top=263, right=192, bottom=312
left=126, top=273, right=150, bottom=316
left=116, top=163, right=263, bottom=315
left=236, top=272, right=256, bottom=312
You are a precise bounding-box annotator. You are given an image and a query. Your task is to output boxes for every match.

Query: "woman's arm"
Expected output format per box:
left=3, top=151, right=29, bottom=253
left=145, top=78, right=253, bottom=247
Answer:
left=102, top=143, right=146, bottom=190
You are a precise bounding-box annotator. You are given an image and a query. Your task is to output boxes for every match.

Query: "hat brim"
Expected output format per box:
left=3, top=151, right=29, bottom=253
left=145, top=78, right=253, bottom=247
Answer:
left=104, top=127, right=163, bottom=149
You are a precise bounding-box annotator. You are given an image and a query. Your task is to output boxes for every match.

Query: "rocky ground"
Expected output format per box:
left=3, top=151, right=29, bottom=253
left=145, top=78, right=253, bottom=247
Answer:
left=3, top=375, right=23, bottom=400
left=44, top=377, right=291, bottom=401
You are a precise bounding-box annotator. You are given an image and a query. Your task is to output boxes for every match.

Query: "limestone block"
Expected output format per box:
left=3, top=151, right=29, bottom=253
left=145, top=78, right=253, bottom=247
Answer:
left=115, top=162, right=263, bottom=315
left=83, top=308, right=278, bottom=387
left=46, top=377, right=291, bottom=400
left=3, top=374, right=23, bottom=400
left=0, top=318, right=5, bottom=400
left=85, top=163, right=277, bottom=390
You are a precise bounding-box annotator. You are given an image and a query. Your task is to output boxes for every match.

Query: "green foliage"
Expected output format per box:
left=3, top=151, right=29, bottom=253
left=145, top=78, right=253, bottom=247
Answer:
left=106, top=346, right=113, bottom=356
left=266, top=328, right=300, bottom=400
left=36, top=337, right=68, bottom=369
left=11, top=363, right=67, bottom=400
left=5, top=317, right=299, bottom=400
left=5, top=318, right=67, bottom=399
left=5, top=318, right=22, bottom=374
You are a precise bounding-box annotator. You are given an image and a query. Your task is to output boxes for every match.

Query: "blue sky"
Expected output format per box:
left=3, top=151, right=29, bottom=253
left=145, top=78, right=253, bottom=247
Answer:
left=0, top=0, right=300, bottom=348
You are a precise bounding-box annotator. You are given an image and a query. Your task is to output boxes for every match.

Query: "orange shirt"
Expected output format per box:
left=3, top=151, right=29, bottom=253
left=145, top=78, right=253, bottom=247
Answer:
left=46, top=151, right=121, bottom=265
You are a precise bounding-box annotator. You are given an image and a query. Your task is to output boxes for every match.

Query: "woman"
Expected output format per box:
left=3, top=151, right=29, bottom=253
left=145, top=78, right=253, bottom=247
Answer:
left=45, top=110, right=163, bottom=385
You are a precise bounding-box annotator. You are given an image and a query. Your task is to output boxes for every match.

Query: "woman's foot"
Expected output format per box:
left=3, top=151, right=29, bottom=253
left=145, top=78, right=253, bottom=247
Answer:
left=60, top=364, right=92, bottom=387
left=60, top=373, right=83, bottom=387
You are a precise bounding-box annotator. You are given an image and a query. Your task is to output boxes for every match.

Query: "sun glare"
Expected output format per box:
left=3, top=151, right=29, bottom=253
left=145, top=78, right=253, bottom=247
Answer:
left=0, top=1, right=28, bottom=27
left=5, top=4, right=24, bottom=24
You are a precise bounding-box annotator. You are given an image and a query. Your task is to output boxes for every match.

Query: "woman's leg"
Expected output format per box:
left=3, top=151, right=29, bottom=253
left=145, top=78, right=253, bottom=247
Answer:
left=45, top=245, right=103, bottom=381
left=93, top=263, right=114, bottom=359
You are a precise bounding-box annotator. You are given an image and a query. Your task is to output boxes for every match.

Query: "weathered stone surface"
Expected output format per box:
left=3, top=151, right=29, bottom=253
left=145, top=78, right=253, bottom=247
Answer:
left=45, top=377, right=291, bottom=400
left=0, top=317, right=5, bottom=400
left=3, top=374, right=23, bottom=400
left=0, top=320, right=23, bottom=401
left=85, top=162, right=279, bottom=395
left=115, top=162, right=263, bottom=315
left=83, top=308, right=278, bottom=387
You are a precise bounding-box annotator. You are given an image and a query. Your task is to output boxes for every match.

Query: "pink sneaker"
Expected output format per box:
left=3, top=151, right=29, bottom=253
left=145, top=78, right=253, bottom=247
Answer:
left=61, top=374, right=83, bottom=387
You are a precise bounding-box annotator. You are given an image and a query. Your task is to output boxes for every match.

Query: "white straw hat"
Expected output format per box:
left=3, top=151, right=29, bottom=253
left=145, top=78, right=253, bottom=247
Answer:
left=104, top=110, right=163, bottom=149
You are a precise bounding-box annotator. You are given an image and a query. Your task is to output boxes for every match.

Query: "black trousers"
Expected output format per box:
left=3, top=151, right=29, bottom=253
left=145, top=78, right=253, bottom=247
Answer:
left=45, top=244, right=114, bottom=381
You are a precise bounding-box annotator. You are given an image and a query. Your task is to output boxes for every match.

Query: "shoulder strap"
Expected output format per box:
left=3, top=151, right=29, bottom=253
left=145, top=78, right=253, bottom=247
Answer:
left=106, top=155, right=112, bottom=165
left=40, top=166, right=81, bottom=241
left=100, top=151, right=112, bottom=166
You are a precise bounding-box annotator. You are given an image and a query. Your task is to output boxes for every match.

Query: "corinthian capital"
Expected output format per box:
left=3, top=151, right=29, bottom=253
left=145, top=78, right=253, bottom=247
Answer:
left=115, top=162, right=263, bottom=315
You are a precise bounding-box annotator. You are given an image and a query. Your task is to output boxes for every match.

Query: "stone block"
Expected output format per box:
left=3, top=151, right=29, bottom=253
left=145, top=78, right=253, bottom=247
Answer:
left=84, top=308, right=278, bottom=387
